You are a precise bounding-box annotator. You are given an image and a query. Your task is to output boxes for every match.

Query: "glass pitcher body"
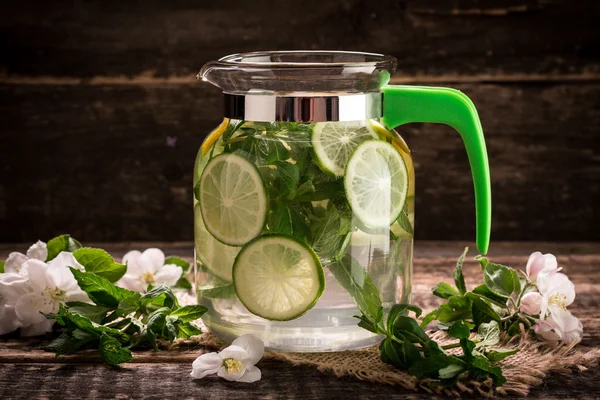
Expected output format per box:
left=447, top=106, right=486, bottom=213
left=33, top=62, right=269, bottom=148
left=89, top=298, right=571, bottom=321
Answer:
left=194, top=51, right=491, bottom=352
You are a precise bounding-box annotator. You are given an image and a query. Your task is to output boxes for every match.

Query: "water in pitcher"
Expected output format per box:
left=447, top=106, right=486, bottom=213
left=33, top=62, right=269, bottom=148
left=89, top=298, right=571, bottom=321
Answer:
left=193, top=119, right=414, bottom=351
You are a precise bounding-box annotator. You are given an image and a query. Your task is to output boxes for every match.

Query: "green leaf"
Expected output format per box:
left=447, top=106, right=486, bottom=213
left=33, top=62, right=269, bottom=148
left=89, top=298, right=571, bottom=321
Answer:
left=329, top=255, right=382, bottom=323
left=0, top=261, right=4, bottom=273
left=432, top=282, right=460, bottom=299
left=45, top=333, right=92, bottom=356
left=393, top=316, right=430, bottom=344
left=70, top=268, right=134, bottom=307
left=116, top=293, right=142, bottom=317
left=170, top=305, right=207, bottom=323
left=447, top=320, right=472, bottom=339
left=468, top=355, right=506, bottom=386
left=486, top=348, right=519, bottom=362
left=387, top=304, right=422, bottom=331
left=73, top=248, right=126, bottom=283
left=142, top=286, right=179, bottom=309
left=99, top=333, right=133, bottom=366
left=483, top=262, right=520, bottom=297
left=265, top=139, right=291, bottom=164
left=467, top=293, right=501, bottom=327
left=64, top=302, right=112, bottom=324
left=55, top=306, right=129, bottom=343
left=165, top=317, right=178, bottom=342
left=164, top=256, right=191, bottom=272
left=147, top=307, right=170, bottom=335
left=408, top=354, right=466, bottom=380
left=475, top=255, right=489, bottom=270
left=396, top=203, right=413, bottom=235
left=312, top=203, right=353, bottom=261
left=436, top=295, right=473, bottom=323
left=268, top=201, right=311, bottom=242
left=46, top=234, right=82, bottom=261
left=507, top=320, right=522, bottom=336
left=274, top=161, right=300, bottom=200
left=438, top=363, right=466, bottom=379
left=380, top=337, right=423, bottom=369
left=174, top=276, right=192, bottom=290
left=471, top=284, right=509, bottom=308
left=177, top=322, right=203, bottom=338
left=475, top=321, right=501, bottom=348
left=453, top=247, right=468, bottom=295
left=420, top=310, right=438, bottom=329
left=197, top=280, right=236, bottom=299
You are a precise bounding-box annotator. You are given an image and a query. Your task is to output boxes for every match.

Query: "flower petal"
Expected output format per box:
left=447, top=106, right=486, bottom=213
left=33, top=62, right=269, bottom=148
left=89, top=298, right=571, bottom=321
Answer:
left=15, top=293, right=50, bottom=325
left=116, top=274, right=146, bottom=293
left=0, top=273, right=30, bottom=306
left=237, top=365, right=261, bottom=383
left=48, top=252, right=84, bottom=272
left=0, top=305, right=22, bottom=335
left=218, top=345, right=249, bottom=361
left=534, top=319, right=561, bottom=342
left=217, top=365, right=246, bottom=382
left=154, top=265, right=183, bottom=287
left=20, top=318, right=55, bottom=337
left=23, top=260, right=53, bottom=292
left=122, top=250, right=144, bottom=275
left=26, top=241, right=48, bottom=261
left=141, top=248, right=165, bottom=273
left=66, top=288, right=91, bottom=303
left=4, top=252, right=29, bottom=275
left=520, top=292, right=543, bottom=315
left=231, top=334, right=265, bottom=366
left=526, top=252, right=544, bottom=279
left=190, top=352, right=223, bottom=379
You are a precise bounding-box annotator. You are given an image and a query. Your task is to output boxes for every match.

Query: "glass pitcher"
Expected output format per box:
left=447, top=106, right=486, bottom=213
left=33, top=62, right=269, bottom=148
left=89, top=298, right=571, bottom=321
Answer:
left=193, top=51, right=491, bottom=352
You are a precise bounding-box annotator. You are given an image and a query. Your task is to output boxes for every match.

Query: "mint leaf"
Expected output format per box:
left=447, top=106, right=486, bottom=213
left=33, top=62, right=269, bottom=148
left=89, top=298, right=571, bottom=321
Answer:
left=387, top=304, right=422, bottom=332
left=471, top=284, right=509, bottom=307
left=432, top=282, right=459, bottom=299
left=164, top=256, right=190, bottom=272
left=453, top=247, right=468, bottom=295
left=393, top=316, right=429, bottom=344
left=142, top=286, right=179, bottom=309
left=99, top=333, right=133, bottom=366
left=475, top=255, right=489, bottom=270
left=408, top=354, right=465, bottom=380
left=116, top=293, right=142, bottom=317
left=436, top=295, right=472, bottom=323
left=485, top=348, right=519, bottom=362
left=46, top=333, right=91, bottom=356
left=447, top=320, right=472, bottom=339
left=467, top=293, right=501, bottom=327
left=170, top=305, right=207, bottom=323
left=174, top=276, right=192, bottom=289
left=420, top=310, right=438, bottom=329
left=380, top=337, right=422, bottom=369
left=268, top=201, right=311, bottom=242
left=483, top=262, right=520, bottom=297
left=274, top=161, right=300, bottom=200
left=312, top=203, right=353, bottom=261
left=197, top=280, right=236, bottom=299
left=70, top=268, right=134, bottom=307
left=438, top=363, right=466, bottom=379
left=0, top=261, right=4, bottom=273
left=396, top=201, right=413, bottom=235
left=64, top=302, right=112, bottom=323
left=73, top=248, right=126, bottom=282
left=147, top=307, right=170, bottom=336
left=330, top=255, right=382, bottom=323
left=468, top=355, right=506, bottom=386
left=46, top=234, right=82, bottom=261
left=265, top=139, right=291, bottom=164
left=475, top=321, right=501, bottom=348
left=55, top=305, right=129, bottom=343
left=177, top=322, right=203, bottom=338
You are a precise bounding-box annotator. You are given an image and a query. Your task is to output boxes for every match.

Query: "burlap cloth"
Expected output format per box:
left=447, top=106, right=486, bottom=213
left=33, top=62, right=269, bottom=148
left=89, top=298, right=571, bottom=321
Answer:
left=171, top=326, right=600, bottom=398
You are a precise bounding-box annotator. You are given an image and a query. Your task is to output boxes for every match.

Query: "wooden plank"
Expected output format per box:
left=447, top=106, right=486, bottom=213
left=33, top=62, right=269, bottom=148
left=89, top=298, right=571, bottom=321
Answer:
left=0, top=0, right=598, bottom=79
left=0, top=81, right=598, bottom=242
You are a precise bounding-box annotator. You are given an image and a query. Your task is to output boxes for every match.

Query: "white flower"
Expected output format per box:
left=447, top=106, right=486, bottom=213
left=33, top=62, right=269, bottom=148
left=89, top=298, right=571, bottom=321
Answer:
left=191, top=334, right=264, bottom=382
left=13, top=258, right=89, bottom=336
left=534, top=308, right=583, bottom=345
left=520, top=291, right=543, bottom=315
left=0, top=272, right=30, bottom=334
left=526, top=251, right=560, bottom=283
left=4, top=240, right=48, bottom=277
left=537, top=272, right=575, bottom=320
left=117, top=248, right=182, bottom=292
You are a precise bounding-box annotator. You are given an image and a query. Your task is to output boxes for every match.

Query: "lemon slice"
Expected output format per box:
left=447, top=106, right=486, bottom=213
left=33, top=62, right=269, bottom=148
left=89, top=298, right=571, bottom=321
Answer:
left=344, top=140, right=408, bottom=228
left=233, top=235, right=325, bottom=321
left=199, top=153, right=267, bottom=246
left=312, top=121, right=378, bottom=176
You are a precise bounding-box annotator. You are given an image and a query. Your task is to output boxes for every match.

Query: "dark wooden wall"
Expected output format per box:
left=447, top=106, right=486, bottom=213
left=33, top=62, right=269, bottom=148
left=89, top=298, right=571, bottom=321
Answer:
left=1, top=0, right=599, bottom=243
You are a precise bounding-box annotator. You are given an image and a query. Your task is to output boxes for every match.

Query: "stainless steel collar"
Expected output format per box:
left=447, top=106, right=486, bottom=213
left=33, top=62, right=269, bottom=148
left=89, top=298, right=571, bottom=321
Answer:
left=223, top=93, right=382, bottom=122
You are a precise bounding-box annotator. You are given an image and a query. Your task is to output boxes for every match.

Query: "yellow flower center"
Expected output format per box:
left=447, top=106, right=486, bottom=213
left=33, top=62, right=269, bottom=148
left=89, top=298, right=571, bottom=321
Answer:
left=223, top=358, right=243, bottom=374
left=141, top=272, right=155, bottom=284
left=548, top=292, right=568, bottom=311
left=42, top=286, right=66, bottom=303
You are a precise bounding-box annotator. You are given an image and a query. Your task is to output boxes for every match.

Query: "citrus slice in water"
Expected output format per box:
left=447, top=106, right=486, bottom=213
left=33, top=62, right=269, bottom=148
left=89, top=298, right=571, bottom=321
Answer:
left=311, top=121, right=379, bottom=176
left=199, top=153, right=267, bottom=246
left=194, top=204, right=240, bottom=282
left=344, top=140, right=408, bottom=228
left=233, top=235, right=325, bottom=321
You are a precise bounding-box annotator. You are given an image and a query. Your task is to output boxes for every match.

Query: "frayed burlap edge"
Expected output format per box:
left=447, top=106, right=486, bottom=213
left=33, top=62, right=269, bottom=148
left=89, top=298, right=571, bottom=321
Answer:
left=171, top=326, right=600, bottom=398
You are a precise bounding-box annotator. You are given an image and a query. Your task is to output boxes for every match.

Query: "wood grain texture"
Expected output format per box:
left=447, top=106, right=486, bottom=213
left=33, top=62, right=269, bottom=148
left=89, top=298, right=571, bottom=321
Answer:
left=0, top=0, right=599, bottom=79
left=0, top=242, right=598, bottom=399
left=1, top=82, right=598, bottom=242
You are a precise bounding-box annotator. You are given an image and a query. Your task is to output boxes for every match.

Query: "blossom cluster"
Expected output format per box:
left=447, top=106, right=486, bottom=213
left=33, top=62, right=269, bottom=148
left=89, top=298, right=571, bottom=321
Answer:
left=520, top=252, right=583, bottom=344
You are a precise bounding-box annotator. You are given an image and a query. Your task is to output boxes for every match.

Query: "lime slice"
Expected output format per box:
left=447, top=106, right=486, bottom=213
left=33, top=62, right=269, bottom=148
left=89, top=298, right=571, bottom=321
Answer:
left=233, top=235, right=325, bottom=321
left=194, top=204, right=240, bottom=282
left=344, top=140, right=408, bottom=228
left=199, top=153, right=267, bottom=246
left=312, top=121, right=378, bottom=176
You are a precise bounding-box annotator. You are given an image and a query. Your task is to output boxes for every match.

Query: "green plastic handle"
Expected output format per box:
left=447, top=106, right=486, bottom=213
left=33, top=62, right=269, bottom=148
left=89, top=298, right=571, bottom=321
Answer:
left=382, top=85, right=491, bottom=254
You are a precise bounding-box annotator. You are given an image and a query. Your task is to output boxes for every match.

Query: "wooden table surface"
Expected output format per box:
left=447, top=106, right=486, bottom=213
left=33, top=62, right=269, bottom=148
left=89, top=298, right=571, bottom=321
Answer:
left=1, top=241, right=598, bottom=399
